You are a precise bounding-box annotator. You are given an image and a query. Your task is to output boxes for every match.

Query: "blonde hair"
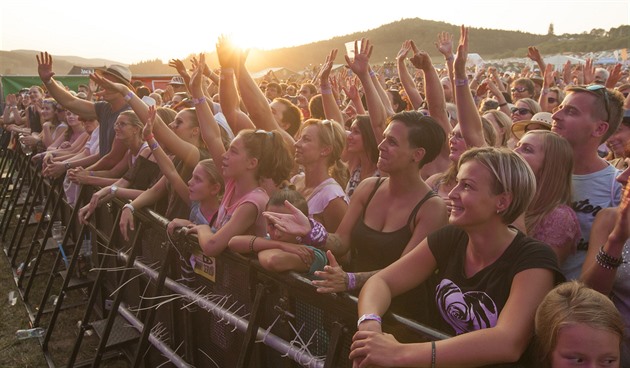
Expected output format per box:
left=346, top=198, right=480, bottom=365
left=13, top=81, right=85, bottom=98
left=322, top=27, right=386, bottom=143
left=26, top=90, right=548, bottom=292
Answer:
left=197, top=159, right=225, bottom=196
left=517, top=98, right=542, bottom=115
left=300, top=119, right=349, bottom=188
left=118, top=110, right=144, bottom=131
left=523, top=131, right=573, bottom=233
left=458, top=147, right=536, bottom=224
left=534, top=281, right=624, bottom=368
left=483, top=110, right=513, bottom=147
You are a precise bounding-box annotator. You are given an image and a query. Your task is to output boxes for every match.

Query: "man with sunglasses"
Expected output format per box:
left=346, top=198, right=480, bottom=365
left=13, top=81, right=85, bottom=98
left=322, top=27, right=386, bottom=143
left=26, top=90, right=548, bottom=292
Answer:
left=551, top=84, right=625, bottom=280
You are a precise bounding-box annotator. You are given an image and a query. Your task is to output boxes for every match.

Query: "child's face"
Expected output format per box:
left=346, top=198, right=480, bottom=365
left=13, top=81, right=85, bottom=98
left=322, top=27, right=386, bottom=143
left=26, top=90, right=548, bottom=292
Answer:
left=551, top=323, right=620, bottom=368
left=266, top=204, right=298, bottom=243
left=188, top=165, right=217, bottom=202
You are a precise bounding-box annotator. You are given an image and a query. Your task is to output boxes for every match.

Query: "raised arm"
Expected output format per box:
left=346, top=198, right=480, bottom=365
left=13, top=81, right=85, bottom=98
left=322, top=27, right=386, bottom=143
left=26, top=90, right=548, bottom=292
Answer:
left=539, top=63, right=554, bottom=113
left=142, top=105, right=190, bottom=205
left=189, top=54, right=227, bottom=172
left=396, top=40, right=424, bottom=110
left=37, top=52, right=96, bottom=119
left=346, top=39, right=387, bottom=140
left=216, top=36, right=255, bottom=134
left=526, top=46, right=546, bottom=75
left=435, top=31, right=456, bottom=95
left=89, top=73, right=200, bottom=169
left=452, top=26, right=485, bottom=148
left=409, top=41, right=451, bottom=135
left=319, top=49, right=344, bottom=124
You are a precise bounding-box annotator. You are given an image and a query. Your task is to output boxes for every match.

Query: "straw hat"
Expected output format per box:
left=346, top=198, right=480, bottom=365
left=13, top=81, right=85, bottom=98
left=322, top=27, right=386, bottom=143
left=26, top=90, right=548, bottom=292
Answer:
left=511, top=112, right=553, bottom=139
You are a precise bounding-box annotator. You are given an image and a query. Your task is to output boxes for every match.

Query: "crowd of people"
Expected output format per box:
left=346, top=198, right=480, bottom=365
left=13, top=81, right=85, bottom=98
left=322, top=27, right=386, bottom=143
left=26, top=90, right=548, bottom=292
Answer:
left=2, top=25, right=630, bottom=367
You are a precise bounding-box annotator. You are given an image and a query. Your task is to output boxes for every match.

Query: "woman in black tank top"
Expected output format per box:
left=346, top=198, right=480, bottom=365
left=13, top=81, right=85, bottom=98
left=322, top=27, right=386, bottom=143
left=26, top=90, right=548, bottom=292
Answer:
left=265, top=112, right=449, bottom=296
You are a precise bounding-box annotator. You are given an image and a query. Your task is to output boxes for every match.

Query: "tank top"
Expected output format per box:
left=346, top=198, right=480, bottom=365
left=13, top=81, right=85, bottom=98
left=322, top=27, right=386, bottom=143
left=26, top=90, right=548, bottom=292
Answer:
left=349, top=178, right=436, bottom=272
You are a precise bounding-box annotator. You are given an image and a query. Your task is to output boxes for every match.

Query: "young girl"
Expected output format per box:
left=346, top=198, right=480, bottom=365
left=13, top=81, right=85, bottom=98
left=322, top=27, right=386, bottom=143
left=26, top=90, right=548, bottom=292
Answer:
left=535, top=281, right=624, bottom=368
left=229, top=185, right=327, bottom=277
left=181, top=60, right=294, bottom=257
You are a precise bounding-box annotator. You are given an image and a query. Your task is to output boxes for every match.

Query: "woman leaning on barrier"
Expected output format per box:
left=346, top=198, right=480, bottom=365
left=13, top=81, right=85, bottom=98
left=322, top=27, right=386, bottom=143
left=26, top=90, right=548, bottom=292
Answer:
left=348, top=147, right=563, bottom=368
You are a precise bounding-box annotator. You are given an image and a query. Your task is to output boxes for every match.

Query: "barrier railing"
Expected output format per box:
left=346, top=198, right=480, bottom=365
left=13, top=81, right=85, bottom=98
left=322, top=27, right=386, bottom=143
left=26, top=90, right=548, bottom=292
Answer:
left=0, top=133, right=447, bottom=367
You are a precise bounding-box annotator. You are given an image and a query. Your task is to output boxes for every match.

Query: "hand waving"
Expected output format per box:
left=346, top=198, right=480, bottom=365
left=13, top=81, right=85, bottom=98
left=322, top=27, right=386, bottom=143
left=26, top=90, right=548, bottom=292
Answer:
left=36, top=52, right=55, bottom=84
left=435, top=31, right=454, bottom=58
left=345, top=38, right=373, bottom=77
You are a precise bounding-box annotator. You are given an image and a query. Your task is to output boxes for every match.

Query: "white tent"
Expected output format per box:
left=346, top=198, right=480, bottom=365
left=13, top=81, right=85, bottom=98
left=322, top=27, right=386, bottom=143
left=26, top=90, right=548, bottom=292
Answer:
left=466, top=53, right=484, bottom=67
left=543, top=55, right=586, bottom=69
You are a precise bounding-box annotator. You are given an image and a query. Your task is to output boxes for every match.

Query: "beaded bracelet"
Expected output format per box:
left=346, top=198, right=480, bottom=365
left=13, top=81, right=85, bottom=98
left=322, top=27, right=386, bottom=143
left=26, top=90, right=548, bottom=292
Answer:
left=596, top=246, right=624, bottom=269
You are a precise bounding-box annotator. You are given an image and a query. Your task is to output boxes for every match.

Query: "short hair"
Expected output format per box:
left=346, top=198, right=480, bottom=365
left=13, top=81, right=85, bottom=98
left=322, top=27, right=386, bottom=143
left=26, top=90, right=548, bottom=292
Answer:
left=267, top=184, right=309, bottom=217
left=273, top=97, right=302, bottom=137
left=300, top=83, right=317, bottom=97
left=513, top=78, right=535, bottom=97
left=458, top=147, right=536, bottom=224
left=387, top=111, right=446, bottom=168
left=266, top=82, right=281, bottom=94
left=534, top=281, right=624, bottom=368
left=565, top=86, right=625, bottom=143
left=388, top=89, right=408, bottom=112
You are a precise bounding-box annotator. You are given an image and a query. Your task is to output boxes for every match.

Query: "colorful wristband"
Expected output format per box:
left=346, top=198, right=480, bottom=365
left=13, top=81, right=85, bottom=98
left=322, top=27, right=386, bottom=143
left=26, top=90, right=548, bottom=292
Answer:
left=455, top=78, right=468, bottom=87
left=296, top=218, right=328, bottom=248
left=346, top=272, right=356, bottom=291
left=124, top=91, right=134, bottom=102
left=357, top=313, right=382, bottom=328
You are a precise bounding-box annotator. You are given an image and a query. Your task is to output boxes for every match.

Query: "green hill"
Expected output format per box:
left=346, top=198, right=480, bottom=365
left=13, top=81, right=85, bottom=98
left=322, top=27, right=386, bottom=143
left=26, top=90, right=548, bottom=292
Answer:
left=2, top=18, right=627, bottom=76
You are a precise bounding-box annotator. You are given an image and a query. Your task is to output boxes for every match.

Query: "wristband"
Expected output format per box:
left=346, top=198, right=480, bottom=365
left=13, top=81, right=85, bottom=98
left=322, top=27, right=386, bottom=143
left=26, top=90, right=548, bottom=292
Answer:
left=596, top=246, right=624, bottom=269
left=455, top=78, right=468, bottom=87
left=89, top=170, right=94, bottom=177
left=145, top=133, right=154, bottom=142
left=296, top=218, right=328, bottom=248
left=193, top=96, right=206, bottom=106
left=124, top=91, right=134, bottom=102
left=122, top=203, right=135, bottom=214
left=320, top=85, right=332, bottom=95
left=346, top=272, right=356, bottom=291
left=369, top=70, right=376, bottom=77
left=445, top=55, right=454, bottom=61
left=542, top=88, right=550, bottom=95
left=357, top=313, right=382, bottom=328
left=149, top=141, right=159, bottom=151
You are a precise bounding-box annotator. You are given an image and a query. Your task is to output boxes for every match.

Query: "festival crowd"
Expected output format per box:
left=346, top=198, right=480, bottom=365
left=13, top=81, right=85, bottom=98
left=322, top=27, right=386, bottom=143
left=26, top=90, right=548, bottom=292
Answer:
left=2, top=26, right=630, bottom=367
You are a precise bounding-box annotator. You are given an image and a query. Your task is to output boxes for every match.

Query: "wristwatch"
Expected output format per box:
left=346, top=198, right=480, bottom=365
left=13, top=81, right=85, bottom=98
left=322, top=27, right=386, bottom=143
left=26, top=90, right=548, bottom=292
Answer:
left=110, top=185, right=118, bottom=196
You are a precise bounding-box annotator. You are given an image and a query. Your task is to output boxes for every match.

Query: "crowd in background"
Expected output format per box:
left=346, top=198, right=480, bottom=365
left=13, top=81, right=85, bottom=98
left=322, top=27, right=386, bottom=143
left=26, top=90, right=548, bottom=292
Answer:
left=2, top=26, right=630, bottom=367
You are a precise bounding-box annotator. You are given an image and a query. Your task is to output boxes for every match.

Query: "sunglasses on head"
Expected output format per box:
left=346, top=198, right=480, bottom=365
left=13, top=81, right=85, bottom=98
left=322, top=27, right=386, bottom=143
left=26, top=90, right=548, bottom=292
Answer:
left=511, top=86, right=527, bottom=93
left=511, top=107, right=533, bottom=115
left=586, top=85, right=611, bottom=121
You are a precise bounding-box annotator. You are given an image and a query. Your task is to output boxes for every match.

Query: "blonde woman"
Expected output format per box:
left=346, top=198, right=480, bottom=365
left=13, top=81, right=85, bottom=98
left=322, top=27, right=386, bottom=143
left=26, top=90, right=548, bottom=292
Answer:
left=292, top=119, right=349, bottom=232
left=514, top=130, right=580, bottom=265
left=483, top=109, right=513, bottom=147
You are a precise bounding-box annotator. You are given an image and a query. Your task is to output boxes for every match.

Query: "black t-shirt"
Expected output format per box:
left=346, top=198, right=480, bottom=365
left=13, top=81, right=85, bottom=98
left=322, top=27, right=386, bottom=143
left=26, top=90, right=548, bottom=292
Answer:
left=94, top=101, right=131, bottom=156
left=426, top=225, right=564, bottom=336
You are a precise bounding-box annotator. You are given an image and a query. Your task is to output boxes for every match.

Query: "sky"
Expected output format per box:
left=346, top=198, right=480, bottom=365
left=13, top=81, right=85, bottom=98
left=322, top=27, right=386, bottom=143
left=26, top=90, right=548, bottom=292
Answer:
left=1, top=0, right=628, bottom=65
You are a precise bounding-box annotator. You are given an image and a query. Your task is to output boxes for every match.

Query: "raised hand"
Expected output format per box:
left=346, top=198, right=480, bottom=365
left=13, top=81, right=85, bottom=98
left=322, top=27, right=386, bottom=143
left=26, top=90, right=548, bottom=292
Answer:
left=189, top=53, right=205, bottom=93
left=606, top=63, right=623, bottom=88
left=36, top=52, right=55, bottom=83
left=409, top=41, right=433, bottom=71
left=543, top=63, right=554, bottom=88
left=526, top=46, right=543, bottom=63
left=319, top=49, right=338, bottom=84
left=396, top=40, right=412, bottom=62
left=6, top=93, right=17, bottom=106
left=435, top=31, right=454, bottom=58
left=562, top=60, right=572, bottom=86
left=168, top=59, right=190, bottom=79
left=453, top=25, right=469, bottom=78
left=89, top=72, right=129, bottom=98
left=143, top=105, right=156, bottom=140
left=216, top=35, right=239, bottom=69
left=345, top=38, right=373, bottom=77
left=583, top=58, right=595, bottom=84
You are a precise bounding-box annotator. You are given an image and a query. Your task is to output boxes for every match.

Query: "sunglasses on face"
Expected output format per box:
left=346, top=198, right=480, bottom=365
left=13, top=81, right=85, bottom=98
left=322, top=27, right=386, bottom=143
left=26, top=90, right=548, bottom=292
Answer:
left=547, top=97, right=558, bottom=104
left=511, top=86, right=527, bottom=93
left=511, top=107, right=533, bottom=115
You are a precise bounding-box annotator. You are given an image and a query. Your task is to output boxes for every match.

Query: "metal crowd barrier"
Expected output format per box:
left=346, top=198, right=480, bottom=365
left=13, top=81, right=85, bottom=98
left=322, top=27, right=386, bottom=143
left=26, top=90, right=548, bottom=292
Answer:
left=0, top=131, right=447, bottom=367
